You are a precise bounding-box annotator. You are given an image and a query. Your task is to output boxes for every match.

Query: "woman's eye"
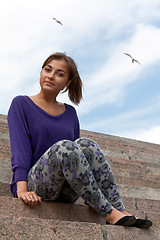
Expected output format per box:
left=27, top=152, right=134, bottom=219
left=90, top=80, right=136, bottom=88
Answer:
left=57, top=72, right=64, bottom=77
left=44, top=68, right=50, bottom=72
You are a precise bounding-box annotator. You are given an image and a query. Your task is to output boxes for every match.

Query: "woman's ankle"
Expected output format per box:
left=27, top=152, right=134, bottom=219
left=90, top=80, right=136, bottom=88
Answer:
left=121, top=210, right=132, bottom=216
left=104, top=208, right=126, bottom=224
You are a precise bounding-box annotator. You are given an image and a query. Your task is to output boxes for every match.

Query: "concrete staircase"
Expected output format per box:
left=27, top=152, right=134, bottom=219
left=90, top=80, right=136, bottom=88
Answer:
left=0, top=114, right=160, bottom=239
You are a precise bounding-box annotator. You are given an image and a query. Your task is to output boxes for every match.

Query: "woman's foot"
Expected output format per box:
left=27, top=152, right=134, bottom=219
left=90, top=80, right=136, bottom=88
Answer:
left=121, top=209, right=152, bottom=228
left=104, top=208, right=136, bottom=226
left=121, top=209, right=132, bottom=216
left=132, top=219, right=152, bottom=228
left=114, top=216, right=136, bottom=226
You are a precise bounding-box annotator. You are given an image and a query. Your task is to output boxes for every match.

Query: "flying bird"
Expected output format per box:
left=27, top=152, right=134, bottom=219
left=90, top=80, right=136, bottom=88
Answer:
left=124, top=53, right=141, bottom=65
left=53, top=18, right=63, bottom=25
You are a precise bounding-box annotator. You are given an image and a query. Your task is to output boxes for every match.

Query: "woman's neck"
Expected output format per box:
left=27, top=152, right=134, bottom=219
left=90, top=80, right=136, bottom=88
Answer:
left=35, top=91, right=57, bottom=104
left=29, top=92, right=66, bottom=116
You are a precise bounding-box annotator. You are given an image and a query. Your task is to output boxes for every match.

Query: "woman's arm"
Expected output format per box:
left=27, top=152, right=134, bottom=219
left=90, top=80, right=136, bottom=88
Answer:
left=8, top=97, right=33, bottom=184
left=17, top=181, right=41, bottom=207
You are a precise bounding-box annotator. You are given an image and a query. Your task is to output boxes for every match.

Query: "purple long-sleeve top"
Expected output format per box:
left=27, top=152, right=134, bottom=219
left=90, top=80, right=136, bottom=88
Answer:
left=7, top=95, right=80, bottom=197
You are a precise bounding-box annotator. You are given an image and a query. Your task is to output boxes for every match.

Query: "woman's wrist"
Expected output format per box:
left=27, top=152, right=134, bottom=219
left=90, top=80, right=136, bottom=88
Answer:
left=17, top=181, right=28, bottom=196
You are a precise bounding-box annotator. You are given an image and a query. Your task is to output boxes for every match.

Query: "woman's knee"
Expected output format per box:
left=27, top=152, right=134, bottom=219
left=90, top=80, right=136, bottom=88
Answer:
left=47, top=140, right=76, bottom=164
left=47, top=140, right=83, bottom=170
left=75, top=137, right=96, bottom=146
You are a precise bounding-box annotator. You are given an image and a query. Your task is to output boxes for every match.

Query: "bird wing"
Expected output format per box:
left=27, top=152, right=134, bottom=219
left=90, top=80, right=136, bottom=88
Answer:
left=133, top=59, right=141, bottom=65
left=124, top=53, right=133, bottom=59
left=57, top=20, right=62, bottom=25
left=53, top=18, right=62, bottom=25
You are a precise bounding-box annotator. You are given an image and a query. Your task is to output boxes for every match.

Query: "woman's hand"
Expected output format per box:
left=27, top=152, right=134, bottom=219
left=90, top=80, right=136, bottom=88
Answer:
left=17, top=181, right=41, bottom=207
left=18, top=191, right=41, bottom=207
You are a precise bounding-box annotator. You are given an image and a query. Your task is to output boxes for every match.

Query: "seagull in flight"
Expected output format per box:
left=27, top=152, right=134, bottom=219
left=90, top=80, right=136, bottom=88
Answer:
left=124, top=53, right=141, bottom=65
left=53, top=18, right=63, bottom=25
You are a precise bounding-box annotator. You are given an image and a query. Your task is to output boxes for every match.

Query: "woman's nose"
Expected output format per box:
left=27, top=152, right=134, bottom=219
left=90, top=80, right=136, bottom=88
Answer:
left=48, top=71, right=55, bottom=80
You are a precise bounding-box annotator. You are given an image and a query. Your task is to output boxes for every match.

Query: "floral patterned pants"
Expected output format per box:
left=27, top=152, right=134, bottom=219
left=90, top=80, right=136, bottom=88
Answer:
left=27, top=137, right=125, bottom=217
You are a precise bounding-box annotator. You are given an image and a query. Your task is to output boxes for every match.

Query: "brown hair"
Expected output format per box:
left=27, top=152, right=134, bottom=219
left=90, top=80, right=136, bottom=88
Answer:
left=42, top=52, right=83, bottom=105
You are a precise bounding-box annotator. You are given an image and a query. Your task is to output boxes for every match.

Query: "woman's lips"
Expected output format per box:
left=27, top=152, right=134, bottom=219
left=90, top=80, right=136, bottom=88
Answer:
left=44, top=81, right=55, bottom=86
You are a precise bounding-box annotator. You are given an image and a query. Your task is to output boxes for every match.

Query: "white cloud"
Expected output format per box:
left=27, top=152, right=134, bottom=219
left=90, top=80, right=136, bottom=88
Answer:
left=1, top=0, right=160, bottom=146
left=83, top=98, right=160, bottom=128
left=125, top=126, right=160, bottom=145
left=81, top=96, right=160, bottom=145
left=76, top=24, right=160, bottom=116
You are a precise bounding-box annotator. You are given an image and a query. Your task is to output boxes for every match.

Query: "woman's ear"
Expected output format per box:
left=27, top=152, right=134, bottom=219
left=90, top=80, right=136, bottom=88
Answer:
left=61, top=80, right=71, bottom=92
left=66, top=80, right=71, bottom=88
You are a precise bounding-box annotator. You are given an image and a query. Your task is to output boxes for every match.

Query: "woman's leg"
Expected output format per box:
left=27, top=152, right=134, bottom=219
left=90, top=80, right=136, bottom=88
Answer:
left=27, top=142, right=78, bottom=203
left=75, top=137, right=125, bottom=212
left=27, top=139, right=114, bottom=217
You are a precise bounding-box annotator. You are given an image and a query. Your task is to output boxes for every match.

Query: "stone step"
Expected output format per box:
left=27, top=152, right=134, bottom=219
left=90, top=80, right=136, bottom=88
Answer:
left=0, top=182, right=11, bottom=197
left=0, top=116, right=9, bottom=135
left=0, top=114, right=7, bottom=120
left=0, top=216, right=104, bottom=240
left=3, top=155, right=160, bottom=189
left=108, top=155, right=160, bottom=177
left=1, top=216, right=160, bottom=240
left=0, top=198, right=160, bottom=240
left=0, top=158, right=12, bottom=184
left=81, top=130, right=160, bottom=165
left=1, top=183, right=160, bottom=228
left=1, top=182, right=159, bottom=202
left=0, top=138, right=159, bottom=186
left=104, top=146, right=160, bottom=165
left=80, top=129, right=160, bottom=151
left=1, top=116, right=160, bottom=163
left=1, top=151, right=159, bottom=188
left=0, top=116, right=160, bottom=239
left=0, top=196, right=159, bottom=228
left=0, top=196, right=105, bottom=225
left=76, top=197, right=160, bottom=229
left=0, top=139, right=10, bottom=160
left=108, top=157, right=160, bottom=189
left=1, top=180, right=160, bottom=203
left=103, top=224, right=160, bottom=240
left=76, top=196, right=160, bottom=213
left=123, top=198, right=160, bottom=229
left=1, top=113, right=160, bottom=154
left=115, top=173, right=159, bottom=191
left=118, top=184, right=160, bottom=201
left=0, top=119, right=160, bottom=188
left=1, top=180, right=160, bottom=201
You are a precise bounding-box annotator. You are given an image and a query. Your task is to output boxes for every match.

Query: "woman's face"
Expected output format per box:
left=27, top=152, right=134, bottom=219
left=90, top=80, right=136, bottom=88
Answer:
left=40, top=59, right=71, bottom=95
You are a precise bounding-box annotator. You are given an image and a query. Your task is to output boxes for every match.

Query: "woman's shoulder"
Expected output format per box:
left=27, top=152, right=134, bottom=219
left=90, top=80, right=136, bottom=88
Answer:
left=11, top=95, right=27, bottom=103
left=65, top=104, right=79, bottom=121
left=9, top=95, right=29, bottom=112
left=65, top=103, right=77, bottom=113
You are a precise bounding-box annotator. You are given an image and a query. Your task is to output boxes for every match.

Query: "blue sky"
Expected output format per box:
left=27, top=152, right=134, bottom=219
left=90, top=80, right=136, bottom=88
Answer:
left=1, top=0, right=160, bottom=144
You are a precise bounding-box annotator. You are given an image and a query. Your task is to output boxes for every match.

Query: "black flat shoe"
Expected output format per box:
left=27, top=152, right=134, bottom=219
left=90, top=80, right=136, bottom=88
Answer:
left=106, top=216, right=136, bottom=226
left=131, top=219, right=152, bottom=228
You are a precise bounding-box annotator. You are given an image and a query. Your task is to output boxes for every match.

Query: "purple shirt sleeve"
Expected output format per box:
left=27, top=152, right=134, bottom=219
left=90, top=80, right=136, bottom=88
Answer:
left=7, top=97, right=33, bottom=183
